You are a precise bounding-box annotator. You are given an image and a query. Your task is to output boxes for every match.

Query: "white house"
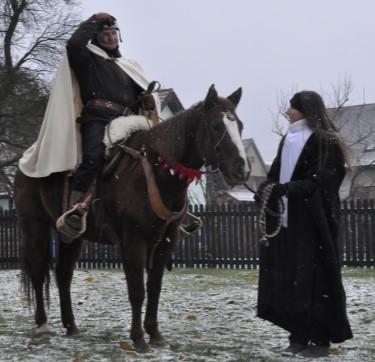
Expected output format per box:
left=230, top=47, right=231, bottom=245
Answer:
left=329, top=103, right=375, bottom=199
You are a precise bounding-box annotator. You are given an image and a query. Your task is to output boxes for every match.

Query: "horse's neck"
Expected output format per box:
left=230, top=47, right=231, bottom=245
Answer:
left=148, top=109, right=203, bottom=168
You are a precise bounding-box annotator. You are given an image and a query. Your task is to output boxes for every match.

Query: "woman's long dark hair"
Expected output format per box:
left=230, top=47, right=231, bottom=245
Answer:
left=290, top=90, right=350, bottom=168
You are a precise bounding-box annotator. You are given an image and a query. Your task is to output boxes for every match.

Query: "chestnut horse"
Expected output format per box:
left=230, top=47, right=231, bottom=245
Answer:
left=14, top=85, right=250, bottom=352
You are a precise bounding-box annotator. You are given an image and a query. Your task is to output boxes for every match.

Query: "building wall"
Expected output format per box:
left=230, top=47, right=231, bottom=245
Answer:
left=0, top=197, right=12, bottom=211
left=246, top=145, right=267, bottom=178
left=188, top=177, right=206, bottom=205
left=340, top=166, right=375, bottom=199
left=160, top=106, right=174, bottom=121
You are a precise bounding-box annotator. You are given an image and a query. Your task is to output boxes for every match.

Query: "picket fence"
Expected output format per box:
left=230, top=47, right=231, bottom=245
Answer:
left=1, top=200, right=374, bottom=269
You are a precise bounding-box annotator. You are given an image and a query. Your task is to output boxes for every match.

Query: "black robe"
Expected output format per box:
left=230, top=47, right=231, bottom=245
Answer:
left=257, top=132, right=353, bottom=343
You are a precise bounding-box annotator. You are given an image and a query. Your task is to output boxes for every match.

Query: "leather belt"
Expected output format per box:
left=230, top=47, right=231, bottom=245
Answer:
left=86, top=98, right=125, bottom=114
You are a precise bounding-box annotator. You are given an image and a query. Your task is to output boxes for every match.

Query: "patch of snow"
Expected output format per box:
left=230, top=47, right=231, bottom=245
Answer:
left=0, top=268, right=374, bottom=361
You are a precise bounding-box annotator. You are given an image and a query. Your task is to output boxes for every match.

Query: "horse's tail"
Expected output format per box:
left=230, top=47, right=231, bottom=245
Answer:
left=20, top=231, right=52, bottom=308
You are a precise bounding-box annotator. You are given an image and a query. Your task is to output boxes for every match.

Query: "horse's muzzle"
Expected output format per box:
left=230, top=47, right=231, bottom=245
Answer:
left=235, top=158, right=251, bottom=182
left=224, top=157, right=251, bottom=185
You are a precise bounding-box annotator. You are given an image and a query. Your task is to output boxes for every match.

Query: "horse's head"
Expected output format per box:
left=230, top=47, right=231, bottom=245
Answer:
left=196, top=85, right=251, bottom=186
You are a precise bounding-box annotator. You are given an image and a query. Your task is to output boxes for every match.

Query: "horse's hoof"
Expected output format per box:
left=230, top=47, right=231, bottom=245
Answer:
left=34, top=323, right=50, bottom=335
left=66, top=325, right=80, bottom=336
left=150, top=338, right=167, bottom=347
left=150, top=332, right=167, bottom=347
left=134, top=338, right=151, bottom=353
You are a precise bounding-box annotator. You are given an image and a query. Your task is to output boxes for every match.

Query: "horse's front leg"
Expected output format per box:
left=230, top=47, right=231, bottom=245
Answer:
left=55, top=237, right=83, bottom=336
left=144, top=237, right=173, bottom=346
left=121, top=233, right=149, bottom=352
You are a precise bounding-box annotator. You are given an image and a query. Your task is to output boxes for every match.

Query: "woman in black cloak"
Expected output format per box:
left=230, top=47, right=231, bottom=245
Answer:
left=256, top=90, right=352, bottom=357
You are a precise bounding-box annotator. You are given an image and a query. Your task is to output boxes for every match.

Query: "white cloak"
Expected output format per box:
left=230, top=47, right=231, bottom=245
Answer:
left=19, top=43, right=160, bottom=178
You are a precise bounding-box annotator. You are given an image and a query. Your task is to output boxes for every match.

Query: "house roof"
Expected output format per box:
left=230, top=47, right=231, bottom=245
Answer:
left=157, top=88, right=184, bottom=113
left=328, top=103, right=375, bottom=166
left=224, top=189, right=255, bottom=202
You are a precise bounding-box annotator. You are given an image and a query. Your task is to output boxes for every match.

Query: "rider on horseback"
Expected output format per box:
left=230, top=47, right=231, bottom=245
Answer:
left=19, top=13, right=201, bottom=242
left=65, top=13, right=158, bottom=220
left=19, top=13, right=159, bottom=239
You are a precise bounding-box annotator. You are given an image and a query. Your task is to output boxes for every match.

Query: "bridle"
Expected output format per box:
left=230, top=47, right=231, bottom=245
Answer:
left=213, top=127, right=228, bottom=150
left=201, top=109, right=238, bottom=173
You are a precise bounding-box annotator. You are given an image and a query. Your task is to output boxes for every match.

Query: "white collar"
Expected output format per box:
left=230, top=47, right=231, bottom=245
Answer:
left=87, top=42, right=117, bottom=60
left=288, top=118, right=310, bottom=133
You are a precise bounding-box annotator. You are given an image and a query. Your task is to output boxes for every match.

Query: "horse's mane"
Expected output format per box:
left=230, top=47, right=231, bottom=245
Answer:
left=131, top=105, right=202, bottom=162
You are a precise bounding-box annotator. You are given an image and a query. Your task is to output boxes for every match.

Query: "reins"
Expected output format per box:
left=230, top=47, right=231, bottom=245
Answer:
left=105, top=80, right=162, bottom=148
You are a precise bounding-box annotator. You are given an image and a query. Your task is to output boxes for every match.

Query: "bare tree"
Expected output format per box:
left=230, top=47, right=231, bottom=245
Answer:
left=323, top=74, right=353, bottom=118
left=1, top=0, right=80, bottom=76
left=271, top=84, right=298, bottom=136
left=0, top=0, right=81, bottom=191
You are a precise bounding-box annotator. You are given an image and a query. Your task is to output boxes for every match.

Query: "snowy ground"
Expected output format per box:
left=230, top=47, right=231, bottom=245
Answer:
left=0, top=267, right=374, bottom=361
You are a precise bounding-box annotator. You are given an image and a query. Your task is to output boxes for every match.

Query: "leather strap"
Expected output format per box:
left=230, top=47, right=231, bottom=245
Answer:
left=86, top=98, right=125, bottom=113
left=140, top=155, right=187, bottom=223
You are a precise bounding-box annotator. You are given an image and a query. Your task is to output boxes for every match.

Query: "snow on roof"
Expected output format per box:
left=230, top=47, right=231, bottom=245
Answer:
left=225, top=189, right=255, bottom=202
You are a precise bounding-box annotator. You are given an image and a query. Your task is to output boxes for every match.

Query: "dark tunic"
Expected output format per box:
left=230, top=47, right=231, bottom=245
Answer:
left=257, top=132, right=353, bottom=343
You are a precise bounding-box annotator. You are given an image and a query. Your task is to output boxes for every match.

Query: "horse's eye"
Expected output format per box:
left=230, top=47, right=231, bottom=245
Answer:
left=227, top=112, right=236, bottom=121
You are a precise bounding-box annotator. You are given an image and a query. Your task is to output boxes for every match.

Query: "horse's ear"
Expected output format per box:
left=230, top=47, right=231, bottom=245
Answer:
left=227, top=87, right=242, bottom=108
left=204, top=84, right=218, bottom=108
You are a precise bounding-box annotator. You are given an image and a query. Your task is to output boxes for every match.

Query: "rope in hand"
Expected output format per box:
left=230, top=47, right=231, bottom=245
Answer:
left=258, top=183, right=285, bottom=246
left=243, top=182, right=285, bottom=245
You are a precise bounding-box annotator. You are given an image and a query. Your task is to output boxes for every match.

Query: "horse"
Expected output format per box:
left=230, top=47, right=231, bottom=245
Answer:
left=14, top=84, right=251, bottom=352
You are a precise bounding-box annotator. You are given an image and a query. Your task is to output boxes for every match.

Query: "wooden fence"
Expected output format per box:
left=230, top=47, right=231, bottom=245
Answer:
left=1, top=200, right=375, bottom=269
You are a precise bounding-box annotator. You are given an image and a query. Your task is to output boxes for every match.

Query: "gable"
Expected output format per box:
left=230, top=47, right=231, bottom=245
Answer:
left=243, top=138, right=267, bottom=177
left=329, top=103, right=375, bottom=166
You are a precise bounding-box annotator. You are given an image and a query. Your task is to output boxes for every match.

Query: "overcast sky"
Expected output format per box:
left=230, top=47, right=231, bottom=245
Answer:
left=80, top=0, right=375, bottom=163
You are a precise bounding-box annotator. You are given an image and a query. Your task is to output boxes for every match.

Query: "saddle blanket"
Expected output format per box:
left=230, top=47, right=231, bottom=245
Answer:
left=103, top=115, right=152, bottom=155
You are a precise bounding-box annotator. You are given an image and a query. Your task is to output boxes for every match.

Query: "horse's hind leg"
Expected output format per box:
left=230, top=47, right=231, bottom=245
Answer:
left=19, top=216, right=51, bottom=333
left=144, top=239, right=173, bottom=346
left=55, top=238, right=83, bottom=336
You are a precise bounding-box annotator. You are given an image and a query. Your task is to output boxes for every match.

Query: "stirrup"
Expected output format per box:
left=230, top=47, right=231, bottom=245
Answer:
left=179, top=211, right=203, bottom=238
left=56, top=203, right=89, bottom=242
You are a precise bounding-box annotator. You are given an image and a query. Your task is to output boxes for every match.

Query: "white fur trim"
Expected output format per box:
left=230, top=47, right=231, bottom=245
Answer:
left=104, top=115, right=152, bottom=154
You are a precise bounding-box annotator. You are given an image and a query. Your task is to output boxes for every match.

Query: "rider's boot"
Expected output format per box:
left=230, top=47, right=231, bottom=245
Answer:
left=69, top=190, right=85, bottom=209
